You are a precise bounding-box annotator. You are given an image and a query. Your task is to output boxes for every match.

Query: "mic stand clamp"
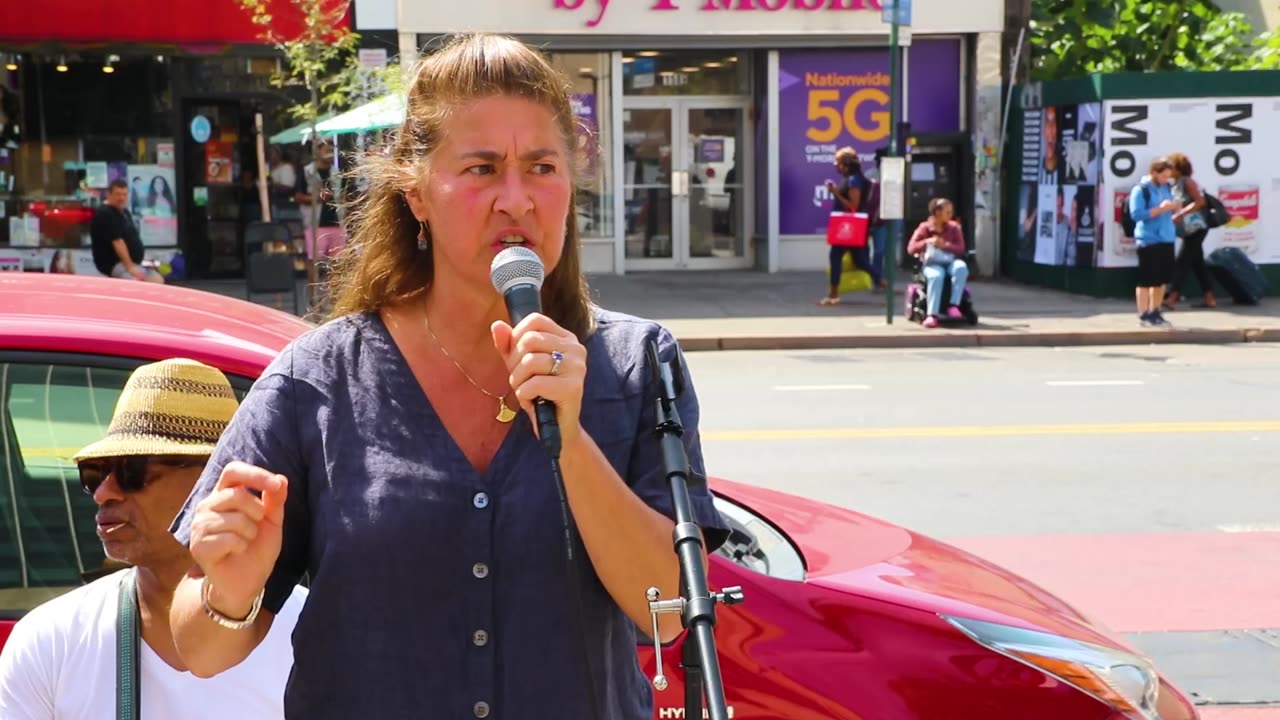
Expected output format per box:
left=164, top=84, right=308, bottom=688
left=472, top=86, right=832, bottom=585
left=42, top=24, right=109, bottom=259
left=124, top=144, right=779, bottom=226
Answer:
left=642, top=340, right=745, bottom=720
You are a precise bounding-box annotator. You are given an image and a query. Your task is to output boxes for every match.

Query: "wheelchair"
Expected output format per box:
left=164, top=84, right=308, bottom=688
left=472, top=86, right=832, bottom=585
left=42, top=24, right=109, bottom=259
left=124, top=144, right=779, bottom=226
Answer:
left=905, top=251, right=980, bottom=326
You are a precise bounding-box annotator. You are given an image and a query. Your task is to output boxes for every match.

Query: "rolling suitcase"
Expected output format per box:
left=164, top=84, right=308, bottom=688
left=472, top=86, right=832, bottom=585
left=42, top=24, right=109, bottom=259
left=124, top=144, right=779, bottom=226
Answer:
left=1206, top=247, right=1268, bottom=305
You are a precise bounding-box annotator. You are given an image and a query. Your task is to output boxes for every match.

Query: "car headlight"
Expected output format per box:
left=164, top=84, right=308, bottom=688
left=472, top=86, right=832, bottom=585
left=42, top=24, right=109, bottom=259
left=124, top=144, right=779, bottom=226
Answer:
left=943, top=615, right=1162, bottom=720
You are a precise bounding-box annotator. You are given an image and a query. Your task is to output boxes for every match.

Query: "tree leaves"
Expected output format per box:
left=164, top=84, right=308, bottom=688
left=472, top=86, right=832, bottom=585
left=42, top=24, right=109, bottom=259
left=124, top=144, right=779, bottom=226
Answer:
left=1030, top=0, right=1271, bottom=79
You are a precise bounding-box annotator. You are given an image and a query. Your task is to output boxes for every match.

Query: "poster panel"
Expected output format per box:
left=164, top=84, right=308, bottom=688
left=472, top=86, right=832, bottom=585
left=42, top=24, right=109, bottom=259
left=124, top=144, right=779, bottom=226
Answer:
left=126, top=164, right=178, bottom=247
left=777, top=41, right=961, bottom=235
left=1100, top=97, right=1280, bottom=267
left=1020, top=102, right=1102, bottom=267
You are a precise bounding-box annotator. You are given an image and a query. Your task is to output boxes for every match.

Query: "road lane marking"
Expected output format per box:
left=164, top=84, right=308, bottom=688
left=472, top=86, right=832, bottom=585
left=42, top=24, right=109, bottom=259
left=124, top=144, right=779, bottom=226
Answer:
left=1217, top=523, right=1280, bottom=533
left=702, top=420, right=1280, bottom=442
left=1045, top=380, right=1145, bottom=387
left=772, top=384, right=870, bottom=391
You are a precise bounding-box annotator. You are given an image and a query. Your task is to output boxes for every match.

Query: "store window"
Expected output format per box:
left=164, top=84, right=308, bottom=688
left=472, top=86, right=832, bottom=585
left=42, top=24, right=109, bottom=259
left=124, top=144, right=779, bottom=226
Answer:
left=622, top=51, right=749, bottom=97
left=545, top=52, right=614, bottom=239
left=0, top=55, right=176, bottom=274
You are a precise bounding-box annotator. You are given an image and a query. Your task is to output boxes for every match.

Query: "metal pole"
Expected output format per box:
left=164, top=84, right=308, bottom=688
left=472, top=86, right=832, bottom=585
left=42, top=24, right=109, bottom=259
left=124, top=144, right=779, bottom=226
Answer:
left=885, top=0, right=902, bottom=324
left=992, top=24, right=1028, bottom=279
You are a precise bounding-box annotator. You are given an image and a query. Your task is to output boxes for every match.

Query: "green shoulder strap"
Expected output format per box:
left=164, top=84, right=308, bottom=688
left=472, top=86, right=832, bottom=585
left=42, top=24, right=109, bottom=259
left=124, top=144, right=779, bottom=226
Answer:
left=116, top=569, right=140, bottom=720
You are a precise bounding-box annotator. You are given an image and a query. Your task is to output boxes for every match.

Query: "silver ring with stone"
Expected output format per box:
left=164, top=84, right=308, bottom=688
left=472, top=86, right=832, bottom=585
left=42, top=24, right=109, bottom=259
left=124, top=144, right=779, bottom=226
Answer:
left=549, top=350, right=564, bottom=376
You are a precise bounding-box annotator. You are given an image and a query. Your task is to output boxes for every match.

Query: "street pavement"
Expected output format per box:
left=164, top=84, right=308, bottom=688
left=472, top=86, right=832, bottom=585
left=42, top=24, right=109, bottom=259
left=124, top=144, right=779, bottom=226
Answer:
left=684, top=343, right=1280, bottom=714
left=184, top=270, right=1280, bottom=350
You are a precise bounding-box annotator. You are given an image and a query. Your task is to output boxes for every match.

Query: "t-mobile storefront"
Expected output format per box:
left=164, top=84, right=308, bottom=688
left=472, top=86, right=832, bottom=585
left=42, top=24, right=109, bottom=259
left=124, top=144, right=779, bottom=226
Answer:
left=398, top=0, right=1003, bottom=274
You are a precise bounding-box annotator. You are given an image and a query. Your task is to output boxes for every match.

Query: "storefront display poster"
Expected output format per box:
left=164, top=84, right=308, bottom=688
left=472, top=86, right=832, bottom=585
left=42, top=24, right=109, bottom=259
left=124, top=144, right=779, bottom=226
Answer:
left=157, top=142, right=175, bottom=167
left=571, top=93, right=598, bottom=175
left=1100, top=97, right=1280, bottom=267
left=85, top=162, right=109, bottom=189
left=205, top=142, right=235, bottom=185
left=127, top=164, right=178, bottom=247
left=777, top=40, right=962, bottom=235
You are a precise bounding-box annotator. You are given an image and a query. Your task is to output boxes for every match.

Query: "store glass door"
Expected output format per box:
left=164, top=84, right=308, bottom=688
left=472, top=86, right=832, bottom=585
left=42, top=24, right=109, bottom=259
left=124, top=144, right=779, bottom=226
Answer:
left=623, top=98, right=751, bottom=270
left=180, top=100, right=254, bottom=277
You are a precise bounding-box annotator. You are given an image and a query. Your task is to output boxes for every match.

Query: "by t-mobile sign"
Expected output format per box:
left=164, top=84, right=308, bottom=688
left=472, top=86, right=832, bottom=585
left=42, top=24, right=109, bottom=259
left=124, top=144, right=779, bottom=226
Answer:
left=554, top=0, right=883, bottom=28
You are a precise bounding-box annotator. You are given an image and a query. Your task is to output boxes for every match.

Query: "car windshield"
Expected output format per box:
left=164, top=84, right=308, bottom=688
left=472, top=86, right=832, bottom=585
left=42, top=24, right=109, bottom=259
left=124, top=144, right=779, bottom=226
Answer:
left=711, top=495, right=805, bottom=582
left=0, top=357, right=252, bottom=617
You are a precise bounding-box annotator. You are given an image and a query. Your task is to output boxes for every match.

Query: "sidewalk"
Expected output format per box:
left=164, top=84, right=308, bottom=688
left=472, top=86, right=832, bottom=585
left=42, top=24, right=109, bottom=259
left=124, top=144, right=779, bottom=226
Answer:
left=182, top=272, right=1280, bottom=351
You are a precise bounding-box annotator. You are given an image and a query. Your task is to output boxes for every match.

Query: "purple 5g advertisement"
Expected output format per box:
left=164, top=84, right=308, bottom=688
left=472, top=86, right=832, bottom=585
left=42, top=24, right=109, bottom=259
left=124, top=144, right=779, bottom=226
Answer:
left=777, top=39, right=961, bottom=235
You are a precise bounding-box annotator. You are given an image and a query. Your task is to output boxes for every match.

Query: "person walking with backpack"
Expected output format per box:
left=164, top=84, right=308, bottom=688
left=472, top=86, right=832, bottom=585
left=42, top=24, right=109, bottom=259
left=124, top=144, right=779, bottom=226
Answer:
left=1163, top=152, right=1217, bottom=310
left=1129, top=157, right=1180, bottom=327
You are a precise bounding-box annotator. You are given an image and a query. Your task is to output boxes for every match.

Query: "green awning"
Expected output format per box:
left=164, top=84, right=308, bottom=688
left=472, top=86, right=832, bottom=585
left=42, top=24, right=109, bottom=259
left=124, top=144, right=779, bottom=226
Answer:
left=315, top=94, right=405, bottom=136
left=268, top=113, right=337, bottom=145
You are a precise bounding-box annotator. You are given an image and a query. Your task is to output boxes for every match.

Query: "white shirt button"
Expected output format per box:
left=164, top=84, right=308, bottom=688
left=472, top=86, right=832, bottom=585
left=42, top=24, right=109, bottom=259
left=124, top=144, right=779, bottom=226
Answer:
left=473, top=492, right=489, bottom=509
left=472, top=562, right=489, bottom=579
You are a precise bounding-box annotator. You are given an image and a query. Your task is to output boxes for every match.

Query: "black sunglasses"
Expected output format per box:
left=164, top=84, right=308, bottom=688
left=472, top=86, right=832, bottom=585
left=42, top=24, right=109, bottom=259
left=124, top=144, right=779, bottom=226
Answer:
left=78, top=456, right=204, bottom=496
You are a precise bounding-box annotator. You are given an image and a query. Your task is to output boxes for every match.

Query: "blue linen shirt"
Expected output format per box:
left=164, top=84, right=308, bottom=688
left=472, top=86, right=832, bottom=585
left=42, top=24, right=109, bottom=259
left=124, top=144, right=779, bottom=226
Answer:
left=172, top=309, right=729, bottom=719
left=1129, top=177, right=1177, bottom=245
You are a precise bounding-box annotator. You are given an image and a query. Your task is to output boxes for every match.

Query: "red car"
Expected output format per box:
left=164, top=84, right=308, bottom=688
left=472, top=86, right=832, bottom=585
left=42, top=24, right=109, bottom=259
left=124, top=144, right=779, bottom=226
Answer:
left=0, top=273, right=1197, bottom=720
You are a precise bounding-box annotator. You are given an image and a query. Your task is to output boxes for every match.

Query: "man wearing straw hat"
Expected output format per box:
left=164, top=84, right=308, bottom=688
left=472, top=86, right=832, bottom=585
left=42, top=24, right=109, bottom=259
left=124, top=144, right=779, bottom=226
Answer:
left=0, top=358, right=305, bottom=719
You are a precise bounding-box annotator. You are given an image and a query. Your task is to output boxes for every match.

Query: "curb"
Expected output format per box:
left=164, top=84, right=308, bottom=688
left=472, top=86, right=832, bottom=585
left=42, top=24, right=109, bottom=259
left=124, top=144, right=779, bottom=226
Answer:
left=676, top=327, right=1280, bottom=352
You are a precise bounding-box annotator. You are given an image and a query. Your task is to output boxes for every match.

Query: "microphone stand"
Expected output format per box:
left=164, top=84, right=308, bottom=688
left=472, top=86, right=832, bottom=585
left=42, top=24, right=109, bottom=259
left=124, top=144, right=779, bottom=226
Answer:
left=643, top=340, right=744, bottom=720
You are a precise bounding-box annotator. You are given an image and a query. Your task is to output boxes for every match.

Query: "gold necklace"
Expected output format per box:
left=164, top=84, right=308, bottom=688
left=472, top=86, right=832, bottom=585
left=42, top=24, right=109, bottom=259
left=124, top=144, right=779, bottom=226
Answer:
left=422, top=312, right=517, bottom=423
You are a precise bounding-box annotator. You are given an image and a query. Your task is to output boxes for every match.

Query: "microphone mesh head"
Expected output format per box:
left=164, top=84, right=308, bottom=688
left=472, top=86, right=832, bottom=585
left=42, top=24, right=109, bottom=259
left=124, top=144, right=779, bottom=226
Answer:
left=490, top=246, right=545, bottom=295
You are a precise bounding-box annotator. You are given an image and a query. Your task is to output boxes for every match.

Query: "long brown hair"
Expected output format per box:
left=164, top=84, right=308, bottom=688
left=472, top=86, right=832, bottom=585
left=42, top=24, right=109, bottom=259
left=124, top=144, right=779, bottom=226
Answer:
left=326, top=33, right=595, bottom=341
left=1167, top=152, right=1193, bottom=178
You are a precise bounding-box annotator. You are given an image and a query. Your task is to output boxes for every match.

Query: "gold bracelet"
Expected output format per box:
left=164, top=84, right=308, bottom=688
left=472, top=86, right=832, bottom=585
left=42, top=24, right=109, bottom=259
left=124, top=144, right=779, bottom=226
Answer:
left=200, top=577, right=264, bottom=631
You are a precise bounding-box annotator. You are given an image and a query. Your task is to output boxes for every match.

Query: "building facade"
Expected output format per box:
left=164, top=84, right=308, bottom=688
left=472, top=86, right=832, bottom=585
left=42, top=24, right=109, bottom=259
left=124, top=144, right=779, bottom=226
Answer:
left=397, top=0, right=1006, bottom=274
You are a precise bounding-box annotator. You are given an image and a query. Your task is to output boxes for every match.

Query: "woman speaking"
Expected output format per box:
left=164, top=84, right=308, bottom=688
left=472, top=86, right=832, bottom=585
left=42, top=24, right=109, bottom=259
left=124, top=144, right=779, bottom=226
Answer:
left=169, top=33, right=728, bottom=719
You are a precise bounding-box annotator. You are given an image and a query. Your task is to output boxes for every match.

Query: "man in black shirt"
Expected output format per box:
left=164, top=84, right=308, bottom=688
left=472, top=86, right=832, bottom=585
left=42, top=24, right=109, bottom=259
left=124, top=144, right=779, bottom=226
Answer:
left=90, top=179, right=164, bottom=283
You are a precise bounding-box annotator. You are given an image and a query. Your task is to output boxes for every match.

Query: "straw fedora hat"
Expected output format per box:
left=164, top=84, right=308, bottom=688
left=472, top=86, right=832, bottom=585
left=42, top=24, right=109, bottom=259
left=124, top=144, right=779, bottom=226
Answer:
left=72, top=358, right=239, bottom=462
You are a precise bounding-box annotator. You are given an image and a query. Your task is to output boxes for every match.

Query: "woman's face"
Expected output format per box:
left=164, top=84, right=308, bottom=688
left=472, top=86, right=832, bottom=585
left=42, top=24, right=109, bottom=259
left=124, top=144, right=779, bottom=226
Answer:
left=150, top=177, right=164, bottom=193
left=406, top=95, right=571, bottom=291
left=933, top=202, right=954, bottom=223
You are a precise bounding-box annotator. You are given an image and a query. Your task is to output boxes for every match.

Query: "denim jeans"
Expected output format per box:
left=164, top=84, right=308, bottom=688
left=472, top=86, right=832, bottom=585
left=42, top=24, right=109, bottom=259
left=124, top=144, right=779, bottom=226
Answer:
left=922, top=259, right=969, bottom=317
left=828, top=244, right=882, bottom=289
left=870, top=224, right=889, bottom=277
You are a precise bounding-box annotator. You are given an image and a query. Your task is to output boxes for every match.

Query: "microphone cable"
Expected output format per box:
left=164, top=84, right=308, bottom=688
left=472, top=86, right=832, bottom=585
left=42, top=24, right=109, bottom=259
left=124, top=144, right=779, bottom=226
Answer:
left=540, top=428, right=605, bottom=720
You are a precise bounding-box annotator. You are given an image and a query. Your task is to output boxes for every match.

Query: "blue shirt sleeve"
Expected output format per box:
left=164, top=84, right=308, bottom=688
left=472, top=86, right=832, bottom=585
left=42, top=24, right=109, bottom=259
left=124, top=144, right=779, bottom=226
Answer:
left=1129, top=183, right=1154, bottom=222
left=171, top=346, right=311, bottom=615
left=623, top=327, right=730, bottom=554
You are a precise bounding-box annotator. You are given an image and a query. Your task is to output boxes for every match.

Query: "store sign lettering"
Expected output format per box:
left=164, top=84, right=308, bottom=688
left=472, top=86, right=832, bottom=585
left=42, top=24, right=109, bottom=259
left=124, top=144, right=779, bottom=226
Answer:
left=554, top=0, right=880, bottom=28
left=803, top=71, right=892, bottom=143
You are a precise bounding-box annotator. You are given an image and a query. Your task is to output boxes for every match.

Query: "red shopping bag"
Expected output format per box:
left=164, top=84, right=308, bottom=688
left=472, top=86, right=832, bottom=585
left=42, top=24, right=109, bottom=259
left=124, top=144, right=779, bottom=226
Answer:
left=827, top=212, right=869, bottom=247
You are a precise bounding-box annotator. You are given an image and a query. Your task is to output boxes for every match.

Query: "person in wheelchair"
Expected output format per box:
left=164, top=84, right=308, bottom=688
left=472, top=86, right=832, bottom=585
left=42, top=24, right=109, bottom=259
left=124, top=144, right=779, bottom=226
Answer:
left=907, top=198, right=970, bottom=328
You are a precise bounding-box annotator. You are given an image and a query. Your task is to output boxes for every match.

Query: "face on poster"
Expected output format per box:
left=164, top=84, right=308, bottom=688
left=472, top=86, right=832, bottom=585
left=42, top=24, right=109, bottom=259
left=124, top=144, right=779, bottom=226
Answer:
left=1101, top=97, right=1280, bottom=267
left=776, top=40, right=962, bottom=236
left=127, top=164, right=178, bottom=247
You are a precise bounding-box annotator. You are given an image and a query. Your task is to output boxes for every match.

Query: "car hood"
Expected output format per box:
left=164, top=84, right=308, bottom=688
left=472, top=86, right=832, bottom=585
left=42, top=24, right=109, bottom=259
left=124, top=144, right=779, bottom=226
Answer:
left=711, top=479, right=1133, bottom=651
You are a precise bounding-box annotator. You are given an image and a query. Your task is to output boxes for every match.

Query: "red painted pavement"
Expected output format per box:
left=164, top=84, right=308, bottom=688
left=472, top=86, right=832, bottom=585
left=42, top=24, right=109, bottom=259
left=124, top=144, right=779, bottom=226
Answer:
left=950, top=532, right=1280, bottom=634
left=1199, top=708, right=1280, bottom=720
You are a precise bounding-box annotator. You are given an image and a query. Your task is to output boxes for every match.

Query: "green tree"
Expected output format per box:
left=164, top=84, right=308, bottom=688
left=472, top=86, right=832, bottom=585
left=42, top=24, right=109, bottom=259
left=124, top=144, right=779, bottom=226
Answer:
left=236, top=0, right=400, bottom=294
left=1030, top=0, right=1258, bottom=80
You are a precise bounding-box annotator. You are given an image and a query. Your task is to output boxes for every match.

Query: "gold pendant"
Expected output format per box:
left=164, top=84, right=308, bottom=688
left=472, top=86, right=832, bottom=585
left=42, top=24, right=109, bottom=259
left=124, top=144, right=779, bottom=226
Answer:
left=495, top=397, right=517, bottom=424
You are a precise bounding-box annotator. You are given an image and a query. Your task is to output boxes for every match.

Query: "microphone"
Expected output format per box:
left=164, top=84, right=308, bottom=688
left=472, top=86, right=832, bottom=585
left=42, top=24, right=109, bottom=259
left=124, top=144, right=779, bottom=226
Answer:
left=490, top=247, right=560, bottom=457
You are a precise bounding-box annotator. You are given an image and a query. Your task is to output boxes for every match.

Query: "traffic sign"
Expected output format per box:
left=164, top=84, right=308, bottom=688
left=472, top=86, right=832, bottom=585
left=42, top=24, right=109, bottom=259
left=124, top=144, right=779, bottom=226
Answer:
left=881, top=0, right=912, bottom=26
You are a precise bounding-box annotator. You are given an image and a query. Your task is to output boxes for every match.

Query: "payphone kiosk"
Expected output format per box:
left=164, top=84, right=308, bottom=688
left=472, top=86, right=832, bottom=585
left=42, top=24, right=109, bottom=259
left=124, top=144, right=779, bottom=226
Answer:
left=899, top=132, right=973, bottom=271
